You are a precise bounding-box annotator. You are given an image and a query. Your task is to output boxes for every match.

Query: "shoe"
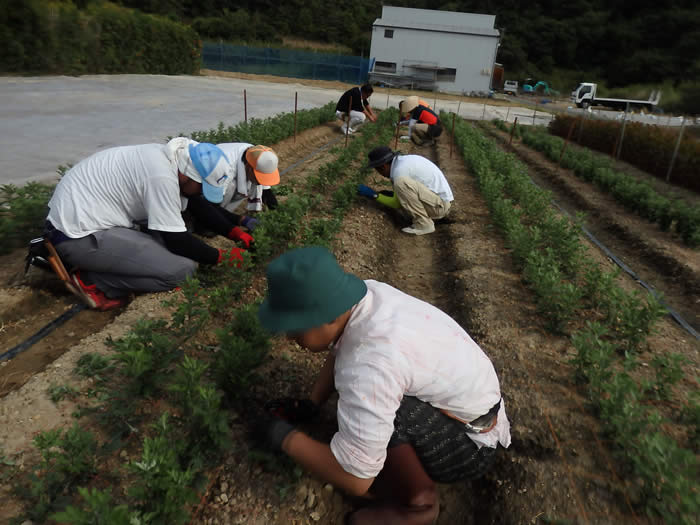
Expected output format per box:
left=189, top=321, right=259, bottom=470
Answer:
left=401, top=224, right=435, bottom=235
left=70, top=271, right=128, bottom=311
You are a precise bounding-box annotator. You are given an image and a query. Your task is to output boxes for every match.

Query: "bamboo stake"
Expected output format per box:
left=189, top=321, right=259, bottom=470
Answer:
left=345, top=96, right=352, bottom=148
left=394, top=110, right=401, bottom=149
left=666, top=117, right=686, bottom=182
left=450, top=113, right=456, bottom=159
left=244, top=89, right=247, bottom=123
left=294, top=92, right=298, bottom=143
left=558, top=120, right=577, bottom=167
left=509, top=117, right=518, bottom=145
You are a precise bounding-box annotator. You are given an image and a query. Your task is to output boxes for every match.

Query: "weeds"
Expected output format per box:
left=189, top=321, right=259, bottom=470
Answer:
left=47, top=383, right=79, bottom=403
left=15, top=425, right=97, bottom=522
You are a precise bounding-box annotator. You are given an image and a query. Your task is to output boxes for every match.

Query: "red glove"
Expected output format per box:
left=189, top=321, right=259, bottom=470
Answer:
left=227, top=226, right=254, bottom=249
left=217, top=247, right=246, bottom=268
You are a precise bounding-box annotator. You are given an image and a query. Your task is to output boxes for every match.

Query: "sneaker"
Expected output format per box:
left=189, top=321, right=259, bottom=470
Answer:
left=401, top=224, right=435, bottom=235
left=71, top=271, right=128, bottom=311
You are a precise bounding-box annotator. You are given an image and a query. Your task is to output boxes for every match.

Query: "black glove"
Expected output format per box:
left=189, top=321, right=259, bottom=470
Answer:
left=264, top=398, right=320, bottom=425
left=253, top=413, right=296, bottom=451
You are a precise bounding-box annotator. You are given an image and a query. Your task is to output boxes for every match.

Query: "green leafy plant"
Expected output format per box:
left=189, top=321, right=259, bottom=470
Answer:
left=47, top=383, right=79, bottom=404
left=214, top=304, right=271, bottom=400
left=51, top=487, right=133, bottom=524
left=169, top=357, right=230, bottom=462
left=128, top=414, right=196, bottom=525
left=15, top=424, right=97, bottom=522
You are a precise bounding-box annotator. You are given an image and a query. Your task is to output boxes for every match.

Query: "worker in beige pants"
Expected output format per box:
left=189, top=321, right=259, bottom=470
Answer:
left=393, top=176, right=452, bottom=231
left=359, top=146, right=454, bottom=235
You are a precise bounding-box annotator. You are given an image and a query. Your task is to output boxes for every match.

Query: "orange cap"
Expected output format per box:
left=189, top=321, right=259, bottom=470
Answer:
left=245, top=145, right=280, bottom=186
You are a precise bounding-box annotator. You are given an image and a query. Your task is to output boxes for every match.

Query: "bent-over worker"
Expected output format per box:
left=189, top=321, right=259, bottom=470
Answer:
left=255, top=246, right=510, bottom=525
left=357, top=146, right=453, bottom=235
left=186, top=144, right=281, bottom=235
left=336, top=84, right=377, bottom=134
left=399, top=96, right=442, bottom=146
left=45, top=138, right=246, bottom=311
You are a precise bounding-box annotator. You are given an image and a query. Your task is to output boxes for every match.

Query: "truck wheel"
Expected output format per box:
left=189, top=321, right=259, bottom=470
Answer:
left=581, top=101, right=590, bottom=110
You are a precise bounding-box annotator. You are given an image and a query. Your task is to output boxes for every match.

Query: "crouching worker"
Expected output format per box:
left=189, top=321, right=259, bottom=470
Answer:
left=358, top=146, right=454, bottom=235
left=186, top=144, right=280, bottom=239
left=336, top=83, right=377, bottom=134
left=398, top=96, right=442, bottom=146
left=45, top=138, right=246, bottom=311
left=255, top=246, right=511, bottom=525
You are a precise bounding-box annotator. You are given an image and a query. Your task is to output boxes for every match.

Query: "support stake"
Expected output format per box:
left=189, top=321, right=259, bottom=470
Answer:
left=294, top=92, right=298, bottom=143
left=666, top=117, right=686, bottom=182
left=616, top=102, right=629, bottom=160
left=345, top=95, right=352, bottom=148
left=450, top=113, right=456, bottom=159
left=244, top=89, right=247, bottom=124
left=558, top=120, right=576, bottom=167
left=509, top=117, right=518, bottom=145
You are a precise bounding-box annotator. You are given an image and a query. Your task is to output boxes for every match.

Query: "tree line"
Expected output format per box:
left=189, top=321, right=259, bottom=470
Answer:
left=111, top=0, right=699, bottom=89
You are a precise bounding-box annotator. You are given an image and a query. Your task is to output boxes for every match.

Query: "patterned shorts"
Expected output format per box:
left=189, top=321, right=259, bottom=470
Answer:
left=388, top=396, right=498, bottom=483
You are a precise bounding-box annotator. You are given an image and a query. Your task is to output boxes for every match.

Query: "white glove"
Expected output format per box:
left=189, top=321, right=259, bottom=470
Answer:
left=400, top=135, right=410, bottom=140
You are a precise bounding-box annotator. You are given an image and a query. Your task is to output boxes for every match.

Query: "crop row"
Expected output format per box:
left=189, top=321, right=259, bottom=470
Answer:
left=447, top=112, right=698, bottom=524
left=7, top=107, right=397, bottom=524
left=0, top=102, right=337, bottom=256
left=550, top=114, right=700, bottom=194
left=518, top=124, right=700, bottom=247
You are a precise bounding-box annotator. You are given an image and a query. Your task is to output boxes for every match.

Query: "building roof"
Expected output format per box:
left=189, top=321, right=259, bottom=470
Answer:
left=374, top=19, right=499, bottom=37
left=373, top=6, right=499, bottom=37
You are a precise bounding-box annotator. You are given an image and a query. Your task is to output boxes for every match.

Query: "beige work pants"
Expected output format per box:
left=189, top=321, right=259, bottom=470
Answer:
left=393, top=176, right=451, bottom=230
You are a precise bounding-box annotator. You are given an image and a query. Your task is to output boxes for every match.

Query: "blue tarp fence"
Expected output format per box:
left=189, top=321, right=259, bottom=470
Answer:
left=202, top=42, right=370, bottom=84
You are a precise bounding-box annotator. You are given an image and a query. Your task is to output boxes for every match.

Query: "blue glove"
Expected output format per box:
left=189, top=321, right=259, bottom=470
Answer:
left=357, top=184, right=378, bottom=199
left=241, top=216, right=259, bottom=231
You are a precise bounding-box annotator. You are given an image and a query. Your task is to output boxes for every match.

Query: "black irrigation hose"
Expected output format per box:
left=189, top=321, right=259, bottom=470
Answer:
left=481, top=122, right=699, bottom=339
left=552, top=199, right=700, bottom=340
left=0, top=302, right=87, bottom=362
left=0, top=134, right=345, bottom=364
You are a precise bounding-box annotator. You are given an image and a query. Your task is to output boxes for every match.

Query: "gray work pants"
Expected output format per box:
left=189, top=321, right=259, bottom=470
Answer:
left=55, top=227, right=197, bottom=298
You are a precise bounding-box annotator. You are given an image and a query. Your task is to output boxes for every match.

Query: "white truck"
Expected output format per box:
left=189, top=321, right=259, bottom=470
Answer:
left=503, top=80, right=518, bottom=95
left=571, top=82, right=661, bottom=111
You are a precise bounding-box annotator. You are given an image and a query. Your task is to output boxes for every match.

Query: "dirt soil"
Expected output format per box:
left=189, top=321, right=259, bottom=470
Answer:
left=1, top=118, right=697, bottom=525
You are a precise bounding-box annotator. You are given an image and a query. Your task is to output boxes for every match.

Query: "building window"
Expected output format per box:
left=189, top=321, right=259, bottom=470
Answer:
left=437, top=68, right=457, bottom=82
left=374, top=61, right=397, bottom=74
left=384, top=29, right=394, bottom=38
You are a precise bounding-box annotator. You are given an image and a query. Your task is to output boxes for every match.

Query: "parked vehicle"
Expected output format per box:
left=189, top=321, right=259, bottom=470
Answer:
left=503, top=80, right=518, bottom=95
left=571, top=83, right=661, bottom=111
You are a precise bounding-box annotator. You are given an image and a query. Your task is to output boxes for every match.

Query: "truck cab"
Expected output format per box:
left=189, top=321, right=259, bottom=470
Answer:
left=571, top=83, right=596, bottom=108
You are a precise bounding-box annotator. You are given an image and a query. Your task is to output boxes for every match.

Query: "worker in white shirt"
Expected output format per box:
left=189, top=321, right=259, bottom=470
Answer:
left=357, top=146, right=454, bottom=235
left=255, top=246, right=510, bottom=525
left=185, top=144, right=280, bottom=236
left=45, top=138, right=246, bottom=310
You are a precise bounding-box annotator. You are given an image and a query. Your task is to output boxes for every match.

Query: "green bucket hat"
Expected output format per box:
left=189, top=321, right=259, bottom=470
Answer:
left=258, top=246, right=367, bottom=334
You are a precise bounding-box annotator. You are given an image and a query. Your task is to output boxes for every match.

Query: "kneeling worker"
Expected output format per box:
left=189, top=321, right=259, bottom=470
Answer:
left=357, top=146, right=453, bottom=235
left=255, top=246, right=510, bottom=525
left=186, top=144, right=281, bottom=235
left=45, top=138, right=247, bottom=310
left=335, top=83, right=377, bottom=134
left=399, top=96, right=442, bottom=146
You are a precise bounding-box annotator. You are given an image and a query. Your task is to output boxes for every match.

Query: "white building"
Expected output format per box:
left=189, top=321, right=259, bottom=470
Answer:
left=368, top=6, right=500, bottom=95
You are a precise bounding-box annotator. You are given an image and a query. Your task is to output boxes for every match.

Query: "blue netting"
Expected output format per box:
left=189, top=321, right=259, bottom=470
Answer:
left=202, top=42, right=370, bottom=84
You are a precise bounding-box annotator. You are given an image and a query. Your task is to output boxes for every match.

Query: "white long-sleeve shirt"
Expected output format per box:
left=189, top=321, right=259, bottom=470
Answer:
left=217, top=143, right=270, bottom=212
left=330, top=280, right=510, bottom=479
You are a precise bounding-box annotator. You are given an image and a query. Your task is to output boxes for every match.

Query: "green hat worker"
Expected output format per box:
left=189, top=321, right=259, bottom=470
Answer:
left=255, top=246, right=511, bottom=525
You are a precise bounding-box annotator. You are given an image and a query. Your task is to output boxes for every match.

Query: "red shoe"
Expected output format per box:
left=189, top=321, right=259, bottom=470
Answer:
left=70, top=271, right=128, bottom=311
